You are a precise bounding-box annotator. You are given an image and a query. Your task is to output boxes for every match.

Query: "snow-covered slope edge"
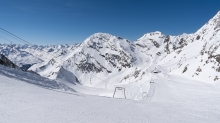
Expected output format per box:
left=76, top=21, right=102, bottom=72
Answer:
left=0, top=64, right=75, bottom=92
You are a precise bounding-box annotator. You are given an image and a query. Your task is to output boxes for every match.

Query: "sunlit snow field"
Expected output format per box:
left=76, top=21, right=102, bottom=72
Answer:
left=1, top=65, right=220, bottom=123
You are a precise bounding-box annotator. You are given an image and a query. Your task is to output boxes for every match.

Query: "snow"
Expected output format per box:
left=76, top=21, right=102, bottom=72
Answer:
left=1, top=10, right=220, bottom=122
left=1, top=65, right=220, bottom=123
left=0, top=65, right=74, bottom=91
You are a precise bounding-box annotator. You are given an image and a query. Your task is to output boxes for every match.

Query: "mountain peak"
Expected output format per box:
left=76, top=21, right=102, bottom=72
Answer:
left=137, top=31, right=164, bottom=42
left=89, top=32, right=113, bottom=38
left=212, top=11, right=220, bottom=19
left=82, top=32, right=123, bottom=45
left=143, top=31, right=163, bottom=37
left=217, top=10, right=220, bottom=15
left=194, top=11, right=220, bottom=35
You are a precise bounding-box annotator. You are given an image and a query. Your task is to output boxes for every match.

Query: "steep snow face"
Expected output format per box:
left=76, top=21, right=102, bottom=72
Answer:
left=0, top=65, right=75, bottom=91
left=135, top=31, right=166, bottom=65
left=135, top=11, right=220, bottom=82
left=135, top=31, right=193, bottom=67
left=195, top=10, right=220, bottom=35
left=167, top=11, right=220, bottom=82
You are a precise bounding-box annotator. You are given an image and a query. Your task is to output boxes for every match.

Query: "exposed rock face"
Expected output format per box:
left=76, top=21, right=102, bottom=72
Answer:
left=0, top=54, right=18, bottom=68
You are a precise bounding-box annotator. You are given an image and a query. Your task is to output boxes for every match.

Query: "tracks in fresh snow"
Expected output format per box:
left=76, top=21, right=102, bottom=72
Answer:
left=141, top=77, right=156, bottom=101
left=142, top=72, right=170, bottom=102
left=146, top=82, right=156, bottom=101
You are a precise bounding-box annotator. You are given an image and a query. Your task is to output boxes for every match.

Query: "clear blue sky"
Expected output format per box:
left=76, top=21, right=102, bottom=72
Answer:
left=0, top=0, right=220, bottom=45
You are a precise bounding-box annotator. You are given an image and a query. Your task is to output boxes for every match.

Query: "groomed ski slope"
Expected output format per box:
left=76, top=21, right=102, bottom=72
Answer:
left=1, top=66, right=220, bottom=123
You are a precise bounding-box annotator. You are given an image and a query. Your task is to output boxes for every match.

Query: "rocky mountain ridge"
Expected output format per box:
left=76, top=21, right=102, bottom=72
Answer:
left=0, top=54, right=18, bottom=68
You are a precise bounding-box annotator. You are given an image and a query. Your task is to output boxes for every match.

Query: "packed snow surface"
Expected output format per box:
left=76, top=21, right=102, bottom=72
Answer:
left=1, top=65, right=220, bottom=123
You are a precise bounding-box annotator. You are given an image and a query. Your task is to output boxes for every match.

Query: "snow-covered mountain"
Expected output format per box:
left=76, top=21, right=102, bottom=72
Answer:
left=154, top=11, right=220, bottom=82
left=1, top=11, right=220, bottom=100
left=26, top=33, right=151, bottom=100
left=133, top=11, right=220, bottom=83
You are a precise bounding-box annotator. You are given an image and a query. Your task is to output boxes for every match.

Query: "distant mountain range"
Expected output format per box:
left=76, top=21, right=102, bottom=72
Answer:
left=1, top=11, right=220, bottom=99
